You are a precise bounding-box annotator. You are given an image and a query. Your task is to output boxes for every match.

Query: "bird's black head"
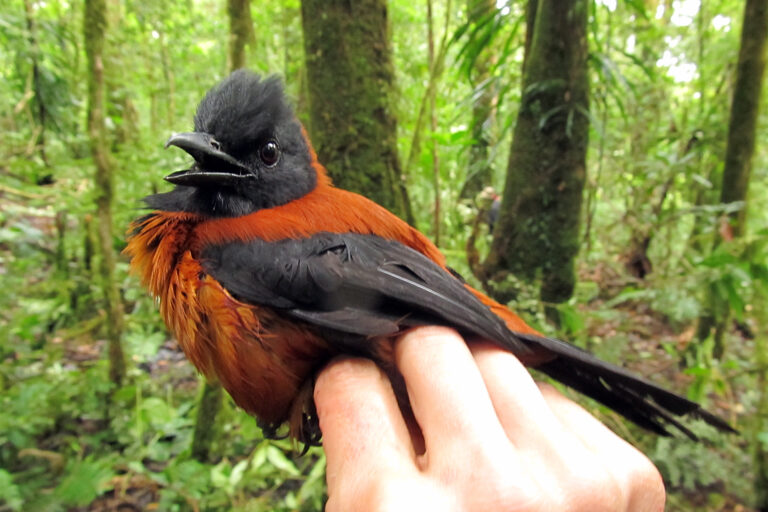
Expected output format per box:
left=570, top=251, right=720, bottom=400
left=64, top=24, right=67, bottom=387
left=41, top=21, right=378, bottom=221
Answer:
left=148, top=70, right=316, bottom=217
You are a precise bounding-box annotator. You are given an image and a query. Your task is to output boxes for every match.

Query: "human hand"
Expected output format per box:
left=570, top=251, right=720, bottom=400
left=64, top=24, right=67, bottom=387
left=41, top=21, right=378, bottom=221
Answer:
left=314, top=326, right=665, bottom=511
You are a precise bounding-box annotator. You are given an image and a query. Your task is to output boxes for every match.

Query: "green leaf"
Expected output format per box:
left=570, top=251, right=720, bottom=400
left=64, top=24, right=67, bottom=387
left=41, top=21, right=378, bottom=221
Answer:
left=250, top=441, right=269, bottom=472
left=55, top=457, right=114, bottom=507
left=265, top=445, right=300, bottom=477
left=0, top=469, right=23, bottom=511
left=297, top=453, right=327, bottom=503
left=603, top=288, right=654, bottom=308
left=557, top=303, right=585, bottom=334
left=210, top=459, right=232, bottom=490
left=141, top=397, right=176, bottom=427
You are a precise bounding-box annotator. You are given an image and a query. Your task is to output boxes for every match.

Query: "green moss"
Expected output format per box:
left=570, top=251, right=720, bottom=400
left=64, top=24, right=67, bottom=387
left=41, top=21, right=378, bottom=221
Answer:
left=301, top=0, right=408, bottom=218
left=486, top=0, right=589, bottom=304
left=191, top=381, right=224, bottom=462
left=84, top=0, right=126, bottom=386
left=719, top=0, right=767, bottom=237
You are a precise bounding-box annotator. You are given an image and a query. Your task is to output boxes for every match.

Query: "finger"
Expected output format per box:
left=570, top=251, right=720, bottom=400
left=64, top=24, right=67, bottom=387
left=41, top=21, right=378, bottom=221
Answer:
left=394, top=327, right=513, bottom=465
left=538, top=383, right=642, bottom=456
left=314, top=357, right=417, bottom=494
left=468, top=342, right=606, bottom=500
left=469, top=342, right=568, bottom=448
left=539, top=384, right=666, bottom=511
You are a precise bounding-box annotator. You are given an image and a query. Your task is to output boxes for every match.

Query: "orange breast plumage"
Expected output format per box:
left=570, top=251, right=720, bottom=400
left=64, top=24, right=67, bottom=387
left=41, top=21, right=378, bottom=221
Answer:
left=125, top=212, right=331, bottom=434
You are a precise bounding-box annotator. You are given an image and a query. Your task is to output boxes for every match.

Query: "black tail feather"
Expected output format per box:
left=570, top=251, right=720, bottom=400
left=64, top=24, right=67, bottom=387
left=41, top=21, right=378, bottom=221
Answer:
left=511, top=332, right=737, bottom=440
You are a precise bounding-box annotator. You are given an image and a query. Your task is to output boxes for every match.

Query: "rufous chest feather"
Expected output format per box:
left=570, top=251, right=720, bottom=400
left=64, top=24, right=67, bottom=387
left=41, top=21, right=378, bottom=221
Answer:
left=125, top=212, right=330, bottom=425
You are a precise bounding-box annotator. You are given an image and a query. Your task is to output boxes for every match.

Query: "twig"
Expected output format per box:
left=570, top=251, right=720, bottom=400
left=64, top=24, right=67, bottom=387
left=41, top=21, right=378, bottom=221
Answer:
left=0, top=183, right=48, bottom=199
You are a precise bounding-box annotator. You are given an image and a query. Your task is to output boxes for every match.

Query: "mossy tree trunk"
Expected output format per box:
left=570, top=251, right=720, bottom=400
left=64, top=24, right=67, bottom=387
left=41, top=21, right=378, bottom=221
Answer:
left=483, top=0, right=589, bottom=307
left=301, top=0, right=411, bottom=221
left=191, top=376, right=224, bottom=462
left=718, top=0, right=766, bottom=239
left=191, top=0, right=257, bottom=462
left=757, top=323, right=768, bottom=510
left=84, top=0, right=126, bottom=387
left=695, top=0, right=767, bottom=358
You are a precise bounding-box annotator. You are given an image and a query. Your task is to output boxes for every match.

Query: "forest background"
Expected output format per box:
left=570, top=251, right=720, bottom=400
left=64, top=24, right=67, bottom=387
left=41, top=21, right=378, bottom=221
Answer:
left=1, top=0, right=767, bottom=510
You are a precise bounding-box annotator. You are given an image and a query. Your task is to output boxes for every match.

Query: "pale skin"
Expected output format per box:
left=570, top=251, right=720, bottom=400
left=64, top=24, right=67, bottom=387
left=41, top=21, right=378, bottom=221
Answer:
left=314, top=326, right=666, bottom=512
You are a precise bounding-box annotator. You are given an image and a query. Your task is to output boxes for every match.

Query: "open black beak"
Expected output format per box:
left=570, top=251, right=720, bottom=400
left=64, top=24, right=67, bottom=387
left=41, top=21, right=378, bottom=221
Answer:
left=164, top=132, right=253, bottom=187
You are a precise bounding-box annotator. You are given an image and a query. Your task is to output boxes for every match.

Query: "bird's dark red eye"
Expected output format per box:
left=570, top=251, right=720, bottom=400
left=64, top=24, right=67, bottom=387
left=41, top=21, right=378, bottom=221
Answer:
left=260, top=140, right=280, bottom=167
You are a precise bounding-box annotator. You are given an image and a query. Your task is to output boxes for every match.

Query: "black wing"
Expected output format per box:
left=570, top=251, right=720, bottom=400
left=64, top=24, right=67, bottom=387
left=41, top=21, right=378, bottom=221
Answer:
left=201, top=232, right=530, bottom=353
left=201, top=232, right=735, bottom=439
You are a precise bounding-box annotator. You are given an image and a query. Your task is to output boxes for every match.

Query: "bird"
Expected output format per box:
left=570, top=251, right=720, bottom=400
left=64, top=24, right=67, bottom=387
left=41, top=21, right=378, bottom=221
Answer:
left=125, top=70, right=734, bottom=447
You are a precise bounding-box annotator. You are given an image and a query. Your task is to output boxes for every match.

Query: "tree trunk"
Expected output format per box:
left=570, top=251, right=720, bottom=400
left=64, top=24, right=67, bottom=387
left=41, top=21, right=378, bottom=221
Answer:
left=731, top=5, right=768, bottom=503
left=54, top=211, right=68, bottom=277
left=695, top=0, right=767, bottom=360
left=84, top=0, right=126, bottom=387
left=191, top=376, right=223, bottom=463
left=719, top=0, right=766, bottom=239
left=484, top=0, right=589, bottom=306
left=522, top=0, right=537, bottom=68
left=301, top=0, right=411, bottom=221
left=756, top=325, right=768, bottom=510
left=227, top=0, right=254, bottom=71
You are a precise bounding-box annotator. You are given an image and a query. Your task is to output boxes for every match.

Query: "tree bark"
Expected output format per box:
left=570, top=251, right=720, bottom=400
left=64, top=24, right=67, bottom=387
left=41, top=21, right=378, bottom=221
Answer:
left=729, top=5, right=768, bottom=504
left=484, top=0, right=589, bottom=306
left=756, top=323, right=768, bottom=510
left=301, top=0, right=411, bottom=221
left=191, top=376, right=223, bottom=463
left=84, top=0, right=126, bottom=386
left=54, top=211, right=68, bottom=276
left=720, top=0, right=767, bottom=239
